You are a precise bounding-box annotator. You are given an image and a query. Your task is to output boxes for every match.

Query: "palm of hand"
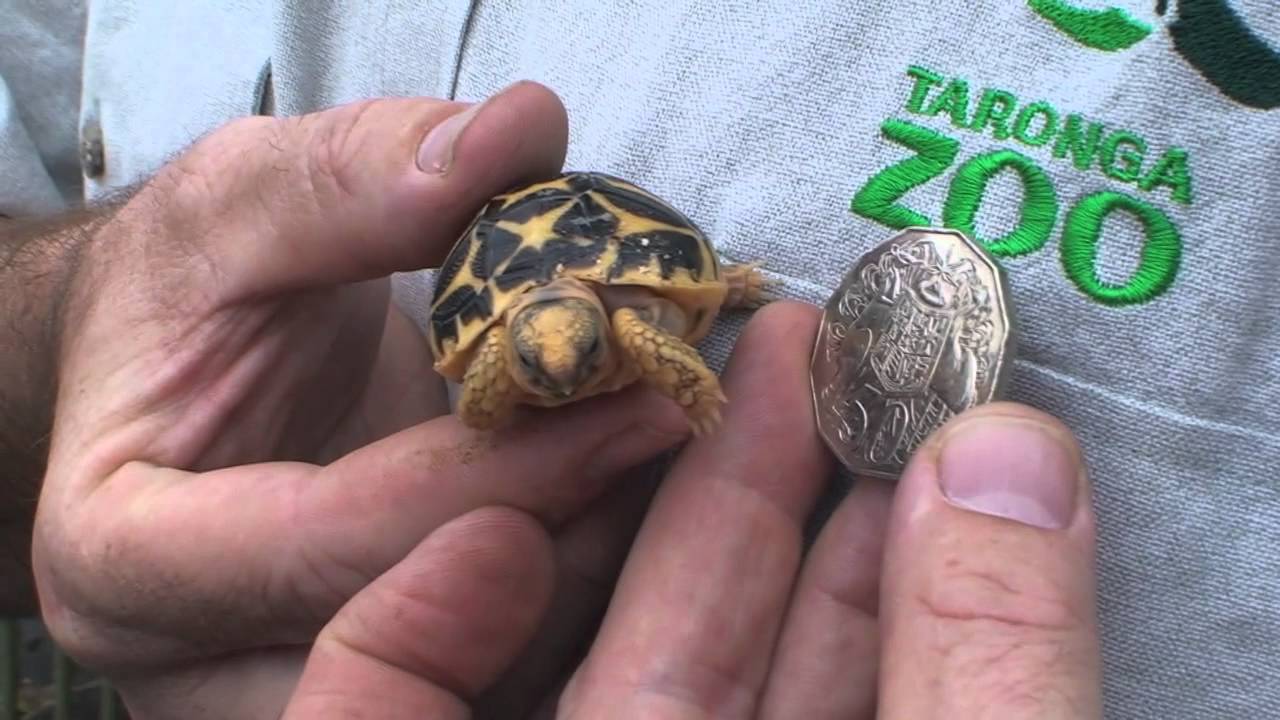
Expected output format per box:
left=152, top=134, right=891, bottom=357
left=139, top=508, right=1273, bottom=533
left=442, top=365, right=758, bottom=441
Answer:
left=186, top=280, right=449, bottom=469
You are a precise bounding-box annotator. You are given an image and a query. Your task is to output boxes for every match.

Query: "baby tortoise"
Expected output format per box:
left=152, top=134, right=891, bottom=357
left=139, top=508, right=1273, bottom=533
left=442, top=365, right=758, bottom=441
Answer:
left=427, top=171, right=771, bottom=435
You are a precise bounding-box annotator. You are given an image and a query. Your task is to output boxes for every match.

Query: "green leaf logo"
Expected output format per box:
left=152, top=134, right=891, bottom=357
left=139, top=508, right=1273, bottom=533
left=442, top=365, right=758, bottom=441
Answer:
left=1166, top=0, right=1280, bottom=110
left=1027, top=0, right=1153, bottom=52
left=1028, top=0, right=1280, bottom=109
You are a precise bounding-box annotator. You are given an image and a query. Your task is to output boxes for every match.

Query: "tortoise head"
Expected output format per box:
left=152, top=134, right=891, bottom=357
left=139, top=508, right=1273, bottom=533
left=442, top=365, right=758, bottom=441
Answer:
left=507, top=295, right=610, bottom=400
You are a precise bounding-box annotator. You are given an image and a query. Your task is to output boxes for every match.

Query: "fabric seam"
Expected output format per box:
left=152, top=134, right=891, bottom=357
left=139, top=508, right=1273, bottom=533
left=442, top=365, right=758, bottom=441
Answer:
left=447, top=0, right=481, bottom=100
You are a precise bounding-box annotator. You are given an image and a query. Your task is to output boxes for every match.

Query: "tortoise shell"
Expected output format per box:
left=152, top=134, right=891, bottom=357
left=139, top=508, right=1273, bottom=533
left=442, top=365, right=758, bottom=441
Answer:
left=427, top=171, right=729, bottom=380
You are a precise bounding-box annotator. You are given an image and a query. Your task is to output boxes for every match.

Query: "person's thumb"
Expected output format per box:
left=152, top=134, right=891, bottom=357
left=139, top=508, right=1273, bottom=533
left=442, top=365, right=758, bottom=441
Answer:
left=876, top=402, right=1103, bottom=719
left=125, top=80, right=568, bottom=299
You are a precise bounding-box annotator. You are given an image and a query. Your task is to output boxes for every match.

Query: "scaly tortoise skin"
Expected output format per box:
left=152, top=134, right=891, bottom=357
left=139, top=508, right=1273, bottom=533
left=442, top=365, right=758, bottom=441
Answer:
left=426, top=171, right=770, bottom=435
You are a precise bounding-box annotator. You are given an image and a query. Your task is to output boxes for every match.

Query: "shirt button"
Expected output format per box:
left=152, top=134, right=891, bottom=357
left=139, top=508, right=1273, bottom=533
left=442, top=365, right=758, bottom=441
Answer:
left=80, top=120, right=105, bottom=178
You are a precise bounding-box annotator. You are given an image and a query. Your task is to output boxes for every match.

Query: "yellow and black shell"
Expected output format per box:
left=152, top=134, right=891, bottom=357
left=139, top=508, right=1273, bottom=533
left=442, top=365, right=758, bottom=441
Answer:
left=428, top=171, right=728, bottom=380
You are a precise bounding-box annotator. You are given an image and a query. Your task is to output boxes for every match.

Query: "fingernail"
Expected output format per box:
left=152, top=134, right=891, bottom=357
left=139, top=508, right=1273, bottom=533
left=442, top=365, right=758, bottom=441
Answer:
left=937, top=417, right=1079, bottom=530
left=416, top=102, right=481, bottom=174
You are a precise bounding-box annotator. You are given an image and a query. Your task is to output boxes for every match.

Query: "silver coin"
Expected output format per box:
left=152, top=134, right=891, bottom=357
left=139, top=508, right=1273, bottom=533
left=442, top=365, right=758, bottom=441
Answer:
left=809, top=227, right=1017, bottom=480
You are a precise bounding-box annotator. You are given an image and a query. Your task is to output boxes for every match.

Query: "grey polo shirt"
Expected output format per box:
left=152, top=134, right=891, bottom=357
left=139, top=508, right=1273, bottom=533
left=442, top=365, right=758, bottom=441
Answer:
left=3, top=1, right=1279, bottom=717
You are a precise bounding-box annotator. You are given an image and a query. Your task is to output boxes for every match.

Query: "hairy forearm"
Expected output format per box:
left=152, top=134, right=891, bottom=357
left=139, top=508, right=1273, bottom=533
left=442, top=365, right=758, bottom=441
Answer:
left=0, top=204, right=113, bottom=614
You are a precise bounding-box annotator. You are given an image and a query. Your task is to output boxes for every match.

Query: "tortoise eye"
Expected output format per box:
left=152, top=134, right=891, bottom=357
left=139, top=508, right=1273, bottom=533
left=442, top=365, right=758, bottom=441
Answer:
left=519, top=352, right=535, bottom=368
left=587, top=337, right=600, bottom=354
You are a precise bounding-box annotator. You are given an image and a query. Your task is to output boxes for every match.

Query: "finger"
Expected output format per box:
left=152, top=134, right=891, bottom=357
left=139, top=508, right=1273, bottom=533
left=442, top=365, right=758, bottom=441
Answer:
left=113, top=473, right=608, bottom=720
left=38, top=384, right=687, bottom=671
left=877, top=403, right=1102, bottom=719
left=282, top=506, right=556, bottom=719
left=559, top=301, right=832, bottom=719
left=756, top=476, right=895, bottom=719
left=475, top=462, right=664, bottom=718
left=110, top=645, right=309, bottom=720
left=120, top=79, right=568, bottom=298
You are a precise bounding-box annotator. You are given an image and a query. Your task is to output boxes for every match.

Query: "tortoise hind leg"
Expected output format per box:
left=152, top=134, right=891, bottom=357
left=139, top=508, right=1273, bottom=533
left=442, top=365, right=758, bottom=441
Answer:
left=721, top=261, right=776, bottom=309
left=458, top=324, right=520, bottom=430
left=611, top=307, right=727, bottom=436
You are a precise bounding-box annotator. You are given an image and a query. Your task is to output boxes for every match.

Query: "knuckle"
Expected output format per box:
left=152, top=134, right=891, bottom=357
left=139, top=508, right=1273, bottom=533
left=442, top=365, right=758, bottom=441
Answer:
left=89, top=113, right=282, bottom=308
left=149, top=155, right=219, bottom=231
left=126, top=116, right=278, bottom=256
left=305, top=99, right=379, bottom=206
left=917, top=561, right=1083, bottom=635
left=278, top=536, right=375, bottom=629
left=962, top=647, right=1083, bottom=716
left=40, top=609, right=97, bottom=668
left=913, top=553, right=1094, bottom=701
left=627, top=654, right=760, bottom=717
left=939, top=634, right=1089, bottom=716
left=156, top=116, right=274, bottom=211
left=33, top=521, right=134, bottom=671
left=916, top=561, right=1095, bottom=712
left=40, top=604, right=120, bottom=674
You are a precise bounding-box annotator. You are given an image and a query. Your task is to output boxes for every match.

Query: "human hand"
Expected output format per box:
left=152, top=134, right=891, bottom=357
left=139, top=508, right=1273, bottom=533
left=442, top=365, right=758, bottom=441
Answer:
left=274, top=300, right=1102, bottom=718
left=32, top=81, right=691, bottom=718
left=552, top=302, right=1104, bottom=718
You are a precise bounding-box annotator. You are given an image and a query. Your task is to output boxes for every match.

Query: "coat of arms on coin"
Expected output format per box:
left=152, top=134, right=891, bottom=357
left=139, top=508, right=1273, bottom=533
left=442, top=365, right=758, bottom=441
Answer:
left=809, top=227, right=1017, bottom=479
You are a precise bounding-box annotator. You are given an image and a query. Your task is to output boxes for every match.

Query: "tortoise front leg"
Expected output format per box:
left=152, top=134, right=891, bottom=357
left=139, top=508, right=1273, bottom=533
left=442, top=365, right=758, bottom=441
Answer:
left=721, top=261, right=774, bottom=308
left=458, top=324, right=521, bottom=430
left=611, top=307, right=727, bottom=436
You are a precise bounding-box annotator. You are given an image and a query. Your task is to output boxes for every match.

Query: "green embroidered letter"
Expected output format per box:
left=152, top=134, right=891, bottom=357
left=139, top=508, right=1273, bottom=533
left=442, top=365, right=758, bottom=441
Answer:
left=1052, top=113, right=1106, bottom=171
left=1139, top=147, right=1193, bottom=205
left=969, top=88, right=1018, bottom=140
left=850, top=119, right=960, bottom=229
left=925, top=78, right=971, bottom=128
left=905, top=65, right=944, bottom=114
left=1013, top=101, right=1059, bottom=147
left=1060, top=191, right=1181, bottom=305
left=942, top=150, right=1058, bottom=257
left=1100, top=130, right=1147, bottom=183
